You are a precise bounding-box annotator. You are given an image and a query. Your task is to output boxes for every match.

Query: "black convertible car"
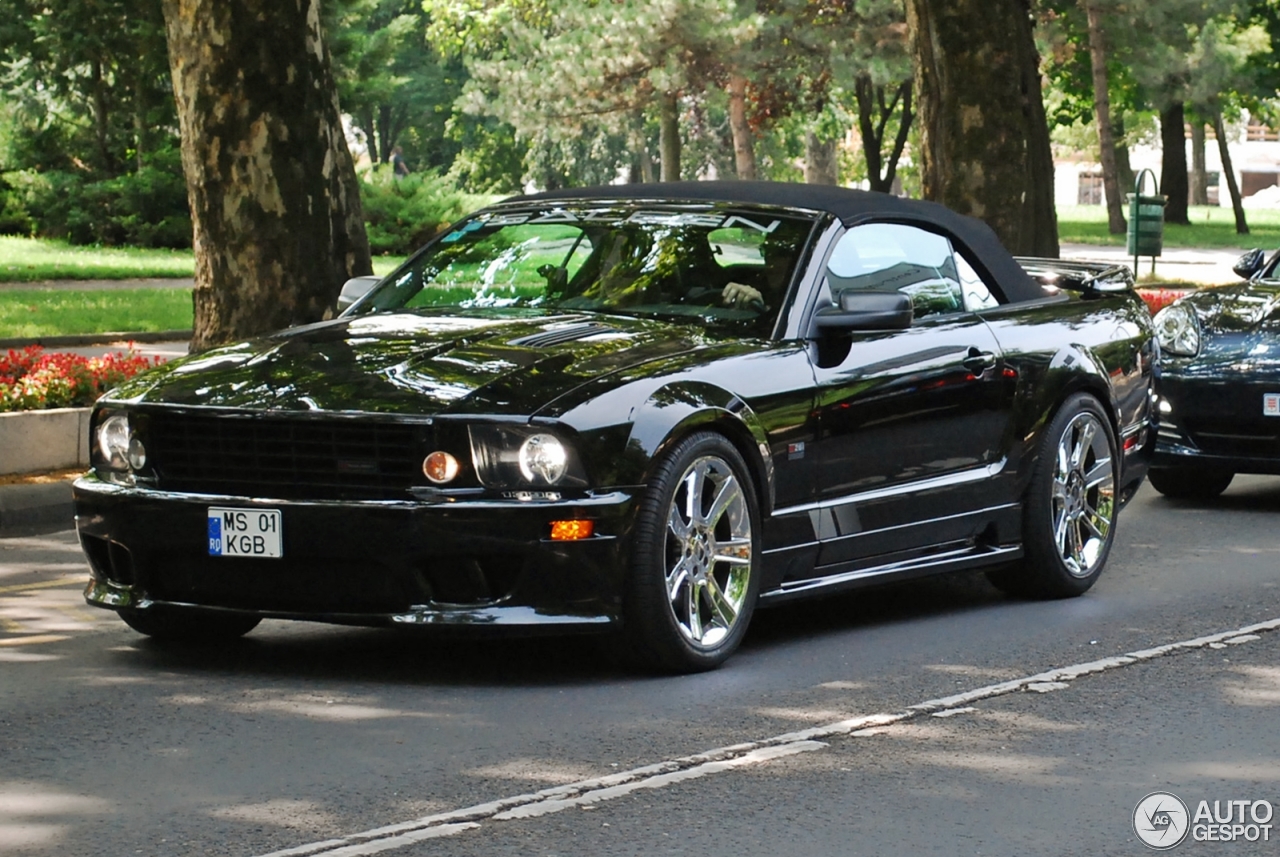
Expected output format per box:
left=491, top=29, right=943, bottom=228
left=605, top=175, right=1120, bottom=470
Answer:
left=1150, top=247, right=1280, bottom=498
left=75, top=182, right=1155, bottom=671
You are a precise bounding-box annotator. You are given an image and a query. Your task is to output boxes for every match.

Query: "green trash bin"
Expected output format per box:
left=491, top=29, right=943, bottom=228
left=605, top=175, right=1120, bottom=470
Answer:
left=1126, top=169, right=1166, bottom=259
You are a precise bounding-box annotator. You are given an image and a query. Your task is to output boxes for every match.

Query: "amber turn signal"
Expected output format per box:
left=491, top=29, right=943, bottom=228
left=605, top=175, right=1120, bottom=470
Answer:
left=422, top=451, right=460, bottom=484
left=549, top=519, right=594, bottom=541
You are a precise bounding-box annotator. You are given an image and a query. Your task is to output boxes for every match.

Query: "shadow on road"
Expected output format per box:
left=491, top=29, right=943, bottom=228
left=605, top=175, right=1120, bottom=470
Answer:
left=103, top=569, right=1010, bottom=687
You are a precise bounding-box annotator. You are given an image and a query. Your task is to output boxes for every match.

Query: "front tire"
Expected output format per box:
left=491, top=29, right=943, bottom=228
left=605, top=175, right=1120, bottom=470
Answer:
left=988, top=393, right=1118, bottom=599
left=1147, top=466, right=1233, bottom=500
left=622, top=431, right=761, bottom=672
left=119, top=608, right=260, bottom=642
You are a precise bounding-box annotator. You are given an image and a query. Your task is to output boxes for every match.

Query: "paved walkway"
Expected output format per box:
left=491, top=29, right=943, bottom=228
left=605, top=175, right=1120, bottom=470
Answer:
left=1059, top=243, right=1248, bottom=285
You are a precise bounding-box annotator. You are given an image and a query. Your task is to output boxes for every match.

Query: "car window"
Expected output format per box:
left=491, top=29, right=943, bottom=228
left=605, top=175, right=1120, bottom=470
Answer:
left=826, top=223, right=964, bottom=320
left=955, top=251, right=1001, bottom=310
left=359, top=207, right=817, bottom=335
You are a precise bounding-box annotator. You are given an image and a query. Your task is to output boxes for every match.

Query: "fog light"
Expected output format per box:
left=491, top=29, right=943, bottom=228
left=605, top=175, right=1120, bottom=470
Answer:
left=423, top=451, right=460, bottom=484
left=549, top=519, right=594, bottom=541
left=1158, top=398, right=1172, bottom=415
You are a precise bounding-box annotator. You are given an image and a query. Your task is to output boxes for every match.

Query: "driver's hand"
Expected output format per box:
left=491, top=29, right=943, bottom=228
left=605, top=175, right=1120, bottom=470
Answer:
left=722, top=281, right=764, bottom=308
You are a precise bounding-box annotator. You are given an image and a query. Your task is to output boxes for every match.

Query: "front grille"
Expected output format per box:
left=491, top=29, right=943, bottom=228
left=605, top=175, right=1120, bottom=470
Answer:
left=144, top=553, right=419, bottom=613
left=1187, top=429, right=1279, bottom=458
left=145, top=411, right=425, bottom=500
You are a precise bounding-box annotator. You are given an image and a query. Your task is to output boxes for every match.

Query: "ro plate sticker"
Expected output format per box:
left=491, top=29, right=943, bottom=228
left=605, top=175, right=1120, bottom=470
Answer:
left=1265, top=393, right=1280, bottom=417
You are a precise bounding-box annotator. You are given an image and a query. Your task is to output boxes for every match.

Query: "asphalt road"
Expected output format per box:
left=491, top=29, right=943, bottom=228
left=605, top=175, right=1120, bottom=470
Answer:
left=2, top=477, right=1279, bottom=856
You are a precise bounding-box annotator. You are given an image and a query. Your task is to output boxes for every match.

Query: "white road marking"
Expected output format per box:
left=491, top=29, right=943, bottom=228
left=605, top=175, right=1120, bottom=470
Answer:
left=1026, top=681, right=1070, bottom=693
left=493, top=742, right=825, bottom=820
left=254, top=616, right=1280, bottom=857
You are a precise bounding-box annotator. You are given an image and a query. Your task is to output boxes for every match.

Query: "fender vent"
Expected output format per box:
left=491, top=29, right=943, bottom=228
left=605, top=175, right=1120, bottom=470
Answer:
left=507, top=322, right=619, bottom=348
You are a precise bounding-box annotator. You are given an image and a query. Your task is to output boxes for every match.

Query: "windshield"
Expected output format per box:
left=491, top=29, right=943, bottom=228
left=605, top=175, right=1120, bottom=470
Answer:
left=354, top=205, right=818, bottom=333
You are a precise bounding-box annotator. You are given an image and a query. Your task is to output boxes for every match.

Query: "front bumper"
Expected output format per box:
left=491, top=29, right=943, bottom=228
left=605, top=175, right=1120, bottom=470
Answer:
left=75, top=475, right=638, bottom=632
left=1154, top=371, right=1280, bottom=475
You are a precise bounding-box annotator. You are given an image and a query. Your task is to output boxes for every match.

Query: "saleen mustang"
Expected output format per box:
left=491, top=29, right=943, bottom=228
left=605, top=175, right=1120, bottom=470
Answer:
left=1149, top=246, right=1280, bottom=499
left=75, top=182, right=1156, bottom=671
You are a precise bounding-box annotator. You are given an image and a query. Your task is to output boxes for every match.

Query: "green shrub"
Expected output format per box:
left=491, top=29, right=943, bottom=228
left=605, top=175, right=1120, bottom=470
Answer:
left=6, top=145, right=192, bottom=249
left=360, top=167, right=493, bottom=255
left=0, top=173, right=34, bottom=236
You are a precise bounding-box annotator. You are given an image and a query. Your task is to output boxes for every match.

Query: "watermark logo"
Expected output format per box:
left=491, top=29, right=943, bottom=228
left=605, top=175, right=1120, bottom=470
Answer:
left=1134, top=792, right=1190, bottom=850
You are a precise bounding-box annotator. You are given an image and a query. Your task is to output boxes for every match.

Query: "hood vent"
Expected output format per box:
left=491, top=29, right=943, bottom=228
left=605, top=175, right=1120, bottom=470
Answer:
left=507, top=322, right=620, bottom=348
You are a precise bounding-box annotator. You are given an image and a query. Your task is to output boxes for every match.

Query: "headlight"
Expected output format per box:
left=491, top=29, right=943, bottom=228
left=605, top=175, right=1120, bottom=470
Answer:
left=93, top=411, right=146, bottom=476
left=95, top=413, right=133, bottom=471
left=468, top=424, right=586, bottom=489
left=1153, top=303, right=1200, bottom=357
left=519, top=434, right=567, bottom=484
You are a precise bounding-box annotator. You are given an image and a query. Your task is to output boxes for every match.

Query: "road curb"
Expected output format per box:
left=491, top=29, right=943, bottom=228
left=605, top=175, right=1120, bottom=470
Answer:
left=0, top=330, right=193, bottom=349
left=0, top=408, right=92, bottom=476
left=0, top=480, right=75, bottom=536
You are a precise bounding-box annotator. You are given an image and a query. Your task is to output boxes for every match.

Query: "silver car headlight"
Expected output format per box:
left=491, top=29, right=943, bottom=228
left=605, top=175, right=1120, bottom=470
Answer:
left=1153, top=303, right=1201, bottom=357
left=468, top=424, right=586, bottom=489
left=518, top=434, right=567, bottom=484
left=93, top=410, right=147, bottom=478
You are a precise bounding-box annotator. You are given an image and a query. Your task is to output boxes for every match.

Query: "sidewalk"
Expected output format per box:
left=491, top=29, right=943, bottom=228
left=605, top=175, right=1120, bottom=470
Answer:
left=1059, top=243, right=1247, bottom=285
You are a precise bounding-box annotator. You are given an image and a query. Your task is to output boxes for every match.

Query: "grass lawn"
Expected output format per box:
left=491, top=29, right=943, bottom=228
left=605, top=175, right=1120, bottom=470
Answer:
left=0, top=235, right=407, bottom=282
left=1058, top=205, right=1280, bottom=250
left=0, top=236, right=195, bottom=281
left=0, top=289, right=194, bottom=338
left=0, top=256, right=410, bottom=337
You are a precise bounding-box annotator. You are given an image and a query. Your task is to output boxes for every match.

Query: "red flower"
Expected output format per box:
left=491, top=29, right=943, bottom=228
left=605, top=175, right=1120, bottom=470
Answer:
left=0, top=346, right=164, bottom=412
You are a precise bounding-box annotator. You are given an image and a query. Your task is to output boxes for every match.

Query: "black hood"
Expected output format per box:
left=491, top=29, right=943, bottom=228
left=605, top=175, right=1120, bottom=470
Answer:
left=104, top=309, right=721, bottom=416
left=1177, top=282, right=1280, bottom=374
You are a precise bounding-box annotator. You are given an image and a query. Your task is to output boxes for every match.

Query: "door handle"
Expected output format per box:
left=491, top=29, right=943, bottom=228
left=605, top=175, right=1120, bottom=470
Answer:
left=963, top=348, right=997, bottom=374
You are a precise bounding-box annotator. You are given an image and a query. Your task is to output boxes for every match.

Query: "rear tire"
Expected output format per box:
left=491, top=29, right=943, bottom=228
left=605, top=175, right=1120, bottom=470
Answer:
left=621, top=431, right=761, bottom=673
left=1147, top=466, right=1233, bottom=500
left=987, top=393, right=1118, bottom=599
left=119, top=608, right=260, bottom=642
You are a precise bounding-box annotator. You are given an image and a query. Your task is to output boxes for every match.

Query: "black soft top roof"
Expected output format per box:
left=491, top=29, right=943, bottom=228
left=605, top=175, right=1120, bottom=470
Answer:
left=512, top=180, right=1042, bottom=303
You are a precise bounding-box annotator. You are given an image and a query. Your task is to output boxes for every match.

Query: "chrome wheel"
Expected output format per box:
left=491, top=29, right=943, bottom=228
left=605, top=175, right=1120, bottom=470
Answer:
left=1051, top=411, right=1115, bottom=577
left=663, top=455, right=753, bottom=648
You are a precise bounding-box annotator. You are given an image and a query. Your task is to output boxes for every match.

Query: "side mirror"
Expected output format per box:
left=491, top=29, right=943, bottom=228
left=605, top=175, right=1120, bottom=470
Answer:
left=814, top=291, right=913, bottom=331
left=1233, top=248, right=1265, bottom=281
left=336, top=275, right=382, bottom=312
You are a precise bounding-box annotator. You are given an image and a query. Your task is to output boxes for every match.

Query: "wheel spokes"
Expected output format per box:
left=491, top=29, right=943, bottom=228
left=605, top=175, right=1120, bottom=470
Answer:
left=663, top=455, right=754, bottom=648
left=1051, top=412, right=1116, bottom=577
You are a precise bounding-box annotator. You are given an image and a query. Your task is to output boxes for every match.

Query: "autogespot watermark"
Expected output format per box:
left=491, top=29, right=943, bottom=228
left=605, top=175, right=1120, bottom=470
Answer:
left=1134, top=791, right=1275, bottom=849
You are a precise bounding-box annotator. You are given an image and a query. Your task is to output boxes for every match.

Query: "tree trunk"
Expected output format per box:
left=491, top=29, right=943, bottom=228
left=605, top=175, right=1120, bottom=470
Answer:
left=162, top=0, right=371, bottom=350
left=1160, top=102, right=1190, bottom=225
left=90, top=59, right=117, bottom=175
left=1189, top=121, right=1208, bottom=206
left=659, top=93, right=681, bottom=182
left=378, top=104, right=394, bottom=163
left=358, top=107, right=377, bottom=163
left=854, top=77, right=914, bottom=194
left=905, top=0, right=1059, bottom=256
left=1083, top=2, right=1125, bottom=234
left=1212, top=109, right=1248, bottom=235
left=133, top=75, right=146, bottom=172
left=726, top=74, right=756, bottom=181
left=1114, top=115, right=1135, bottom=195
left=804, top=131, right=839, bottom=185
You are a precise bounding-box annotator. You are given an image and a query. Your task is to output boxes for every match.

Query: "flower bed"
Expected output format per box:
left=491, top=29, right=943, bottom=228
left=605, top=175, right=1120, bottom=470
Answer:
left=0, top=345, right=163, bottom=412
left=1135, top=286, right=1196, bottom=315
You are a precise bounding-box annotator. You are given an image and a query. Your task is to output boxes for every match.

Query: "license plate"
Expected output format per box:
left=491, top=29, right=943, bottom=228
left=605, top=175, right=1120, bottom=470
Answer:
left=1266, top=393, right=1280, bottom=417
left=207, top=507, right=282, bottom=558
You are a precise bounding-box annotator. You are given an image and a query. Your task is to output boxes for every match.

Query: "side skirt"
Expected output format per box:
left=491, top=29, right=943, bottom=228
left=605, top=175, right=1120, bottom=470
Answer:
left=757, top=541, right=1023, bottom=605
